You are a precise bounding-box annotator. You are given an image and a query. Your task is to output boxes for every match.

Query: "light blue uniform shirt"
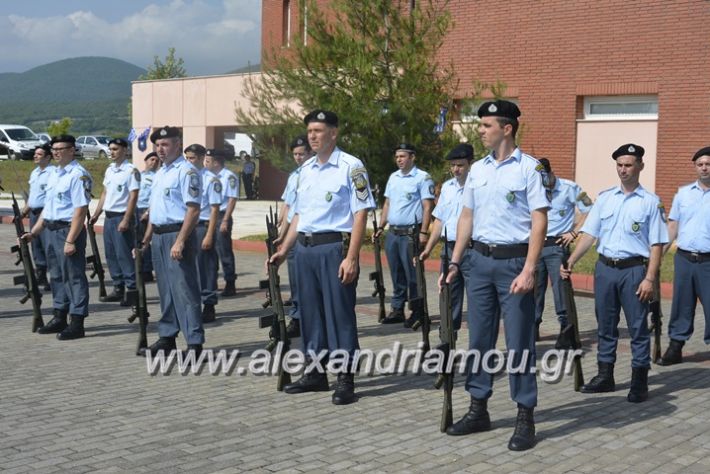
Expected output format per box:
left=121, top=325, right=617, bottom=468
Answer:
left=432, top=177, right=465, bottom=241
left=384, top=166, right=435, bottom=226
left=668, top=181, right=710, bottom=253
left=295, top=147, right=375, bottom=233
left=463, top=148, right=550, bottom=244
left=137, top=170, right=155, bottom=209
left=27, top=165, right=56, bottom=209
left=102, top=160, right=140, bottom=212
left=148, top=156, right=201, bottom=226
left=581, top=185, right=669, bottom=259
left=281, top=167, right=301, bottom=224
left=547, top=177, right=592, bottom=236
left=217, top=168, right=239, bottom=212
left=43, top=160, right=92, bottom=221
left=199, top=168, right=223, bottom=222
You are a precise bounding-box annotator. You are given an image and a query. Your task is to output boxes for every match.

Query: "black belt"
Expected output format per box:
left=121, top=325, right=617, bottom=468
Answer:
left=472, top=240, right=528, bottom=259
left=46, top=220, right=71, bottom=231
left=196, top=221, right=208, bottom=227
left=677, top=248, right=710, bottom=263
left=30, top=207, right=43, bottom=216
left=297, top=232, right=344, bottom=247
left=390, top=225, right=418, bottom=236
left=153, top=224, right=182, bottom=234
left=446, top=240, right=473, bottom=249
left=105, top=211, right=125, bottom=218
left=544, top=236, right=563, bottom=247
left=598, top=254, right=648, bottom=269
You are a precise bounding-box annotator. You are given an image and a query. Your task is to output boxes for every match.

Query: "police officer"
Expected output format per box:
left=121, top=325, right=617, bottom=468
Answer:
left=534, top=158, right=591, bottom=346
left=419, top=143, right=474, bottom=334
left=374, top=143, right=435, bottom=326
left=445, top=100, right=548, bottom=451
left=271, top=110, right=374, bottom=405
left=242, top=152, right=256, bottom=199
left=562, top=144, right=668, bottom=403
left=140, top=126, right=203, bottom=356
left=213, top=153, right=240, bottom=297
left=90, top=138, right=140, bottom=305
left=136, top=151, right=160, bottom=281
left=658, top=146, right=710, bottom=365
left=185, top=144, right=222, bottom=323
left=23, top=144, right=55, bottom=291
left=22, top=135, right=92, bottom=340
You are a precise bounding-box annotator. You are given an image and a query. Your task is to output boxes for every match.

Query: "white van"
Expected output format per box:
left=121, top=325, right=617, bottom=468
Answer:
left=0, top=124, right=43, bottom=160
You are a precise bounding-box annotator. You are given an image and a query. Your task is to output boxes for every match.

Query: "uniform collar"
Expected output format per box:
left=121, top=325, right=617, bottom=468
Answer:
left=396, top=165, right=418, bottom=177
left=59, top=160, right=79, bottom=175
left=484, top=147, right=522, bottom=165
left=310, top=147, right=341, bottom=168
left=110, top=159, right=130, bottom=171
left=164, top=155, right=185, bottom=170
left=690, top=180, right=710, bottom=191
left=613, top=184, right=646, bottom=197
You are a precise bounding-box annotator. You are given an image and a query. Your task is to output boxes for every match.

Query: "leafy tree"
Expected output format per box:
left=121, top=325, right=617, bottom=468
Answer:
left=140, top=47, right=187, bottom=80
left=47, top=117, right=73, bottom=136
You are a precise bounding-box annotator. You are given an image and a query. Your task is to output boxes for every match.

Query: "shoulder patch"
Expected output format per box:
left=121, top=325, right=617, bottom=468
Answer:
left=576, top=191, right=592, bottom=207
left=213, top=179, right=222, bottom=194
left=228, top=175, right=237, bottom=189
left=658, top=202, right=667, bottom=223
left=535, top=163, right=544, bottom=172
left=133, top=168, right=141, bottom=182
left=350, top=167, right=370, bottom=202
left=188, top=171, right=200, bottom=198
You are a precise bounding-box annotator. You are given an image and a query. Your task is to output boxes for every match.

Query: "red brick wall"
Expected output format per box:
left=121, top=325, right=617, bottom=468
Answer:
left=262, top=0, right=710, bottom=204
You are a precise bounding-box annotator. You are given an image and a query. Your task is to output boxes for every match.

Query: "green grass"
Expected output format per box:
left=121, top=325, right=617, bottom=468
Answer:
left=0, top=159, right=110, bottom=197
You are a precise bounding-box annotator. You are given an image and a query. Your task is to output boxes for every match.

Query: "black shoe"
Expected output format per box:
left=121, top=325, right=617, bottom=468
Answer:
left=139, top=337, right=177, bottom=357
left=286, top=318, right=300, bottom=338
left=283, top=372, right=330, bottom=394
left=120, top=292, right=133, bottom=307
left=332, top=373, right=356, bottom=405
left=57, top=315, right=85, bottom=340
left=36, top=268, right=51, bottom=291
left=554, top=325, right=574, bottom=350
left=101, top=288, right=124, bottom=303
left=508, top=406, right=536, bottom=451
left=658, top=339, right=683, bottom=366
left=202, top=304, right=216, bottom=323
left=220, top=281, right=236, bottom=297
left=627, top=367, right=649, bottom=403
left=446, top=397, right=491, bottom=435
left=38, top=310, right=68, bottom=334
left=581, top=362, right=615, bottom=393
left=381, top=309, right=405, bottom=324
left=535, top=321, right=541, bottom=342
left=183, top=344, right=204, bottom=360
left=403, top=313, right=419, bottom=329
left=142, top=272, right=154, bottom=283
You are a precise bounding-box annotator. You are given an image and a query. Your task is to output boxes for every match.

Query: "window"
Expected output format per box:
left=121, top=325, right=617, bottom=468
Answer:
left=583, top=96, right=658, bottom=120
left=283, top=0, right=291, bottom=47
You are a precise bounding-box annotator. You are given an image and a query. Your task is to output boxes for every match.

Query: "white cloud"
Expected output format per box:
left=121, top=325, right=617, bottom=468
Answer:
left=4, top=0, right=261, bottom=75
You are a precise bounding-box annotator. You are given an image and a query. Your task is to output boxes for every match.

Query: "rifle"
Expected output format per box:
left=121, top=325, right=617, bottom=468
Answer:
left=560, top=253, right=584, bottom=391
left=369, top=197, right=386, bottom=322
left=10, top=193, right=44, bottom=332
left=409, top=228, right=431, bottom=353
left=435, top=230, right=454, bottom=432
left=85, top=210, right=107, bottom=299
left=259, top=205, right=278, bottom=309
left=126, top=219, right=149, bottom=355
left=257, top=207, right=292, bottom=391
left=649, top=271, right=663, bottom=364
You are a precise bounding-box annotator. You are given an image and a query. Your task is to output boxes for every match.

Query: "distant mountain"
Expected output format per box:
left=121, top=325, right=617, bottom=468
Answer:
left=0, top=57, right=146, bottom=135
left=225, top=63, right=261, bottom=74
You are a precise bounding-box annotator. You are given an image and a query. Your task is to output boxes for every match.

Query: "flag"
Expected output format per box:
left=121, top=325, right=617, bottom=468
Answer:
left=434, top=107, right=447, bottom=134
left=127, top=128, right=137, bottom=143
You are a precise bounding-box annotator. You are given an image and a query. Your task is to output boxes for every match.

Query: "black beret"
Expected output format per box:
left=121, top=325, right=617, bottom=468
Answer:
left=446, top=143, right=474, bottom=160
left=477, top=100, right=521, bottom=120
left=692, top=146, right=710, bottom=161
left=303, top=109, right=338, bottom=127
left=149, top=126, right=181, bottom=144
left=184, top=144, right=207, bottom=156
left=144, top=151, right=158, bottom=161
left=206, top=148, right=227, bottom=161
left=537, top=158, right=552, bottom=173
left=612, top=143, right=645, bottom=160
left=35, top=144, right=52, bottom=156
left=394, top=143, right=416, bottom=154
left=108, top=138, right=128, bottom=148
left=290, top=135, right=309, bottom=150
left=50, top=134, right=76, bottom=146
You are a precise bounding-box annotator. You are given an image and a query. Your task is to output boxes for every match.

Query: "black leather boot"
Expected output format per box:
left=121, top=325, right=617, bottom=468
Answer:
left=202, top=304, right=216, bottom=323
left=658, top=339, right=683, bottom=366
left=183, top=344, right=204, bottom=360
left=101, top=287, right=124, bottom=303
left=283, top=371, right=330, bottom=394
left=138, top=337, right=177, bottom=357
left=446, top=397, right=491, bottom=435
left=220, top=280, right=236, bottom=297
left=38, top=309, right=68, bottom=334
left=57, top=315, right=85, bottom=340
left=381, top=308, right=404, bottom=324
left=581, top=362, right=615, bottom=393
left=508, top=406, right=536, bottom=451
left=332, top=373, right=356, bottom=405
left=627, top=367, right=649, bottom=403
left=286, top=318, right=300, bottom=338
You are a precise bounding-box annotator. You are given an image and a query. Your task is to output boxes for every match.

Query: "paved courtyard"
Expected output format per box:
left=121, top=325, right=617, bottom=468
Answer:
left=1, top=223, right=709, bottom=473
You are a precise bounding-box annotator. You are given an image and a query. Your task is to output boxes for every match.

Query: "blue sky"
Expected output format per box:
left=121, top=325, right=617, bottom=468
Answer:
left=1, top=0, right=261, bottom=75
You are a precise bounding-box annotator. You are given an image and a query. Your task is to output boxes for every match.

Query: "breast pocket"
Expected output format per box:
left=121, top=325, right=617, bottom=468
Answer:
left=162, top=183, right=180, bottom=201
left=625, top=211, right=648, bottom=235
left=599, top=207, right=615, bottom=232
left=500, top=176, right=526, bottom=208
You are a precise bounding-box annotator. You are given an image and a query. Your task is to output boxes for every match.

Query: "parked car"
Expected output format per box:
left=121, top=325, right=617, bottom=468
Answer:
left=0, top=124, right=43, bottom=160
left=37, top=133, right=51, bottom=143
left=76, top=135, right=112, bottom=160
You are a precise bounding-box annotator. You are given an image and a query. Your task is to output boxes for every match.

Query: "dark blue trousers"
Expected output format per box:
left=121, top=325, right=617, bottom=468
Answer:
left=668, top=253, right=710, bottom=343
left=48, top=227, right=89, bottom=317
left=216, top=212, right=236, bottom=283
left=29, top=211, right=48, bottom=270
left=594, top=260, right=650, bottom=368
left=441, top=242, right=470, bottom=331
left=136, top=208, right=153, bottom=273
left=195, top=223, right=219, bottom=305
left=152, top=230, right=204, bottom=344
left=294, top=240, right=359, bottom=359
left=103, top=213, right=136, bottom=290
left=535, top=244, right=568, bottom=327
left=384, top=232, right=417, bottom=310
left=464, top=251, right=537, bottom=408
left=286, top=246, right=299, bottom=319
